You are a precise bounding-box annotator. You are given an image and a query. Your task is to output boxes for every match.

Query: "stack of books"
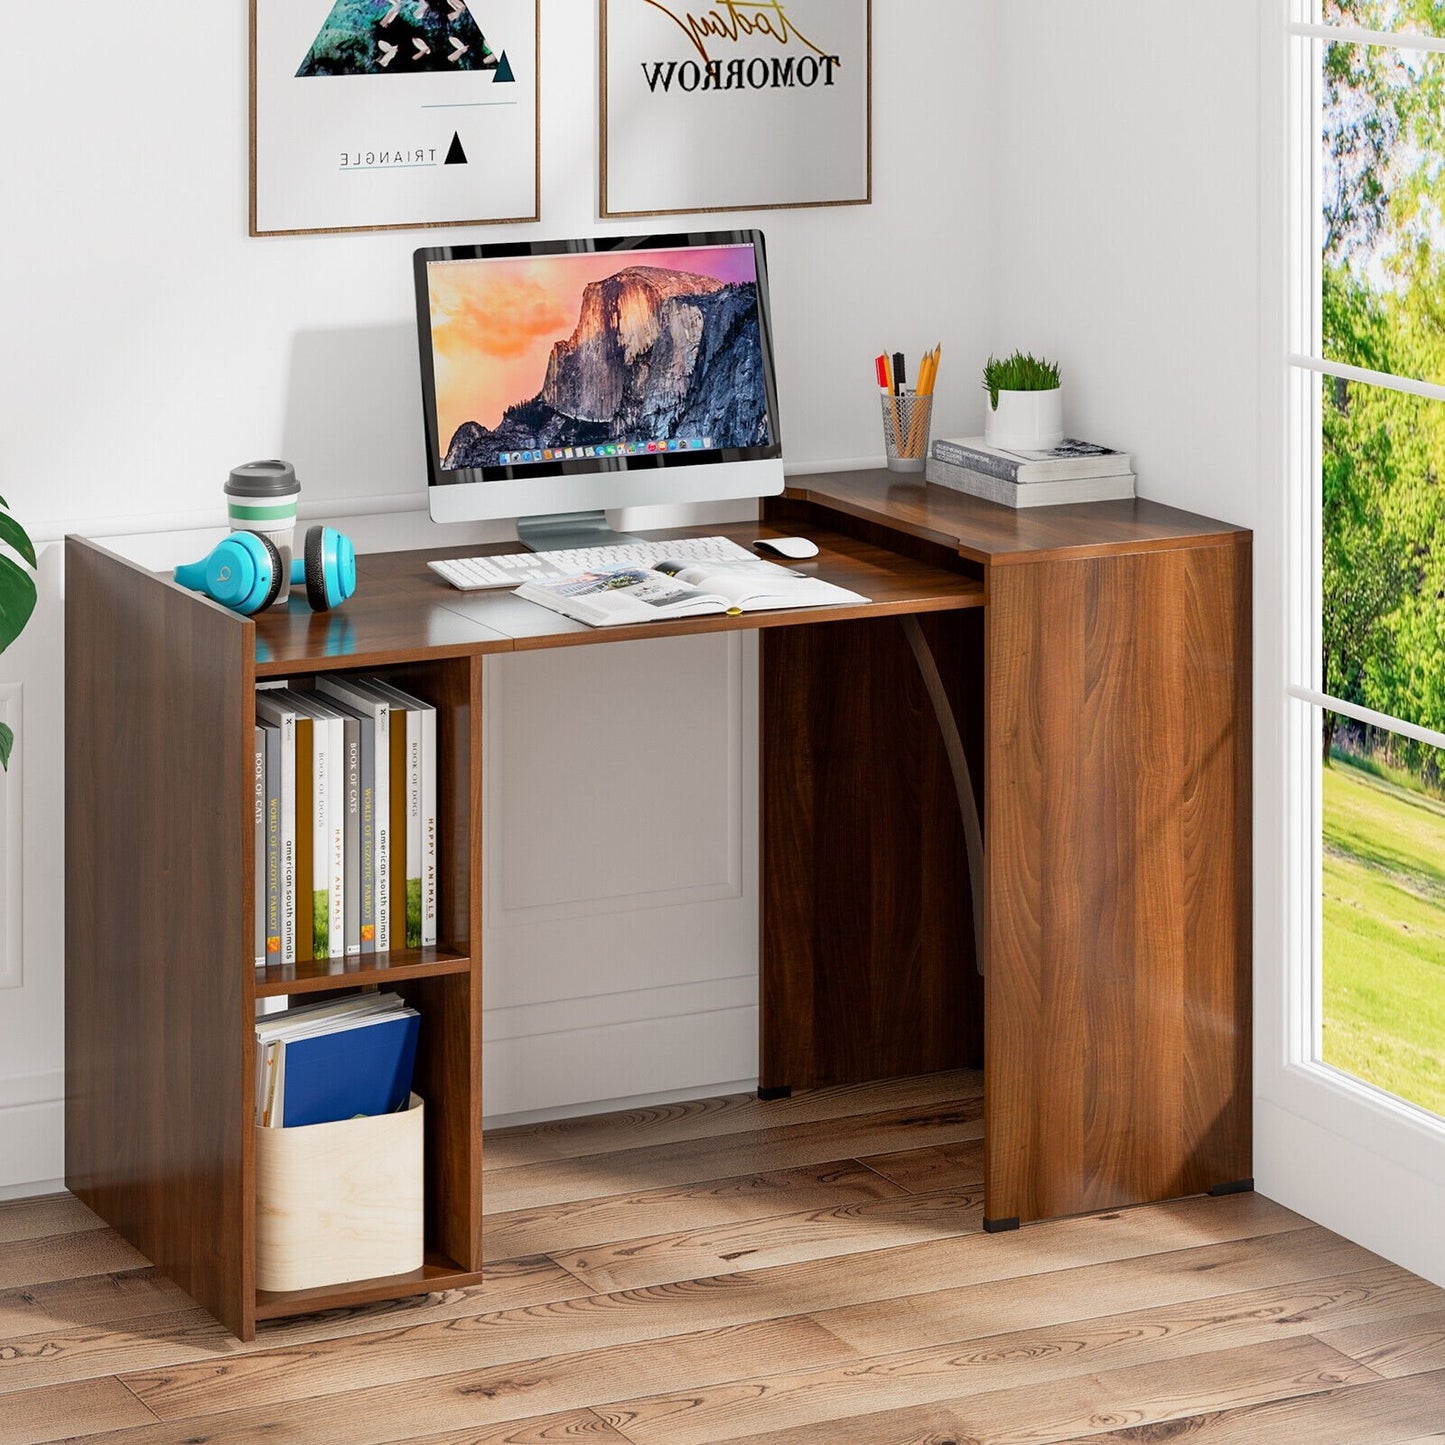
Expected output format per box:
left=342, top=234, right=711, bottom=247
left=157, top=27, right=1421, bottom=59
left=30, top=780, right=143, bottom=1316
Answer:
left=925, top=436, right=1135, bottom=508
left=253, top=675, right=439, bottom=970
left=254, top=992, right=420, bottom=1128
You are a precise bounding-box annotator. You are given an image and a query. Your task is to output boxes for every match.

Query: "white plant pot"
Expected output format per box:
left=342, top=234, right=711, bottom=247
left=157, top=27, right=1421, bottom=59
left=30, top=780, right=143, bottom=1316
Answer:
left=985, top=387, right=1064, bottom=452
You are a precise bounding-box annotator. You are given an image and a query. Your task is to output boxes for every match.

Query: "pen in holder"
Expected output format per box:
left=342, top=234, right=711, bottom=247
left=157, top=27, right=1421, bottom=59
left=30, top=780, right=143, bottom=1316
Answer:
left=882, top=393, right=932, bottom=473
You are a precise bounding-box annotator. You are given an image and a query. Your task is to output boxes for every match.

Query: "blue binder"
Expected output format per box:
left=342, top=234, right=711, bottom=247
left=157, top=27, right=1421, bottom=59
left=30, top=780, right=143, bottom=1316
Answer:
left=280, top=1011, right=420, bottom=1128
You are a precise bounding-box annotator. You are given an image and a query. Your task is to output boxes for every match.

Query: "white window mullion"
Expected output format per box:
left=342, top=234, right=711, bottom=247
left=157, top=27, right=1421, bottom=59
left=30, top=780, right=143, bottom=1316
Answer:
left=1290, top=686, right=1445, bottom=754
left=1290, top=355, right=1445, bottom=405
left=1290, top=22, right=1445, bottom=55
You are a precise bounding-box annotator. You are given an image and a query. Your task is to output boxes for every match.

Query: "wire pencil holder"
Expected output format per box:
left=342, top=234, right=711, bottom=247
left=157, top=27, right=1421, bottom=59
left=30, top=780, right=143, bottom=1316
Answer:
left=882, top=394, right=932, bottom=472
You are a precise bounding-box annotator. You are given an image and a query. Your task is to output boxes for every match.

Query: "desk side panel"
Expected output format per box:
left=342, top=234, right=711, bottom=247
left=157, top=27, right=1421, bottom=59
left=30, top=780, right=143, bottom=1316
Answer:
left=65, top=539, right=254, bottom=1339
left=984, top=541, right=1252, bottom=1224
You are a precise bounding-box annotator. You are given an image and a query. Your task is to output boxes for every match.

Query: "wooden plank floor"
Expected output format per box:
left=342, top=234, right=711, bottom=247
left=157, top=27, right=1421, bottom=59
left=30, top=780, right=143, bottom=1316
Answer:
left=3, top=1072, right=1445, bottom=1444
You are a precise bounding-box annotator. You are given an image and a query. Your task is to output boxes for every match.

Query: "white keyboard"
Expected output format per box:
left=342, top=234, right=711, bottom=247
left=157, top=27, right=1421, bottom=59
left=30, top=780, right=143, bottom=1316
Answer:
left=428, top=534, right=759, bottom=591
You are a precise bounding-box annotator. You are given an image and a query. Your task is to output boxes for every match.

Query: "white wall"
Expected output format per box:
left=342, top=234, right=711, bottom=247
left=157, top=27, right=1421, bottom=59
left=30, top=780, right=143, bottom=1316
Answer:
left=6, top=0, right=1438, bottom=1305
left=993, top=3, right=1445, bottom=1291
left=994, top=2, right=1262, bottom=529
left=0, top=2, right=1001, bottom=1189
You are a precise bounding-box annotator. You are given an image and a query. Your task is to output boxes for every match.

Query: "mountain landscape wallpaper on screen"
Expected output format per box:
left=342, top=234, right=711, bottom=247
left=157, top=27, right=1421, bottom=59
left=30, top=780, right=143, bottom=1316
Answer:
left=437, top=262, right=771, bottom=471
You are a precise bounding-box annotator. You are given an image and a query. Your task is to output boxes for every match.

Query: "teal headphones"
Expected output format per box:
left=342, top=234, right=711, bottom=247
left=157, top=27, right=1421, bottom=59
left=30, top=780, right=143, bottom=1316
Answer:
left=174, top=525, right=357, bottom=615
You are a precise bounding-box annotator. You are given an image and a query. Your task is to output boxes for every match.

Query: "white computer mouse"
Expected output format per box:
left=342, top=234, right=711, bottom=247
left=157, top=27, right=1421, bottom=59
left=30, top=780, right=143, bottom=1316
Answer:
left=753, top=536, right=819, bottom=560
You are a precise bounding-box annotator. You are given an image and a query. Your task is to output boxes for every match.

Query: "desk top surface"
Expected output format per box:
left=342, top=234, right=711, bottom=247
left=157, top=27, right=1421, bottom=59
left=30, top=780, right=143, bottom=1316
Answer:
left=250, top=514, right=985, bottom=675
left=780, top=469, right=1249, bottom=567
left=228, top=469, right=1245, bottom=674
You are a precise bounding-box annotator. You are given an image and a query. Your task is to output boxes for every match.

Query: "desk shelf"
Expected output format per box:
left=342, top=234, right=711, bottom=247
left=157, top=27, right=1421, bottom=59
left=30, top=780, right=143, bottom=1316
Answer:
left=252, top=1252, right=485, bottom=1322
left=253, top=946, right=473, bottom=998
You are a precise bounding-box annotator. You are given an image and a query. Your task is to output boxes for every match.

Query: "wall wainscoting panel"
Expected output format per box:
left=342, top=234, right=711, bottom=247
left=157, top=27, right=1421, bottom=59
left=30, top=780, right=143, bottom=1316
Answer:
left=481, top=631, right=760, bottom=1114
left=482, top=972, right=758, bottom=1045
left=481, top=1002, right=759, bottom=1120
left=0, top=1069, right=65, bottom=1192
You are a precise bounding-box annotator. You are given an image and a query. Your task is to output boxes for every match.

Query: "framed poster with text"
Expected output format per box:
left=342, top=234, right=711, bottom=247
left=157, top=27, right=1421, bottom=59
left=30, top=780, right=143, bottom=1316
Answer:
left=601, top=0, right=871, bottom=218
left=250, top=0, right=539, bottom=236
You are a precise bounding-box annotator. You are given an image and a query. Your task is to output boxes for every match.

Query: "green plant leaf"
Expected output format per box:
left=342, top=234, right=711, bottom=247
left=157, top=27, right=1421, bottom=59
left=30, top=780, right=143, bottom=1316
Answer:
left=0, top=721, right=12, bottom=771
left=0, top=555, right=38, bottom=655
left=0, top=512, right=37, bottom=571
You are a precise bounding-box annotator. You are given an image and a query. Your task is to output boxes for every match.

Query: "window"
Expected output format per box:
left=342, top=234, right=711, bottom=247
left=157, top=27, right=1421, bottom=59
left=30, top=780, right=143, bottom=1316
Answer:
left=1291, top=0, right=1445, bottom=1123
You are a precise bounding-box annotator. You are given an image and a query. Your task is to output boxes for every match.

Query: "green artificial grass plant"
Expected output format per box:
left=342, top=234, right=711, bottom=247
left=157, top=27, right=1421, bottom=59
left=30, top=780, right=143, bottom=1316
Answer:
left=981, top=351, right=1062, bottom=410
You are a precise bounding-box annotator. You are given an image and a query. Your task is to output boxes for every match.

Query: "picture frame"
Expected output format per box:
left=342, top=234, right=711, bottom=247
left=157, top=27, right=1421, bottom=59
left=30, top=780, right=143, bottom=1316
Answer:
left=250, top=0, right=540, bottom=237
left=600, top=0, right=871, bottom=218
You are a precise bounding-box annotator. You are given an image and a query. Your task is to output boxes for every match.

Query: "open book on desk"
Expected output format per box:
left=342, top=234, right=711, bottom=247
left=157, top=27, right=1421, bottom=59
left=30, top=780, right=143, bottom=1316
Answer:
left=514, top=558, right=869, bottom=628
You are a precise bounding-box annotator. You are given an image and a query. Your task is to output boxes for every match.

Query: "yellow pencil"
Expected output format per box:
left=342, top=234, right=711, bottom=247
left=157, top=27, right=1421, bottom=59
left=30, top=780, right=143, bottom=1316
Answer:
left=905, top=345, right=941, bottom=457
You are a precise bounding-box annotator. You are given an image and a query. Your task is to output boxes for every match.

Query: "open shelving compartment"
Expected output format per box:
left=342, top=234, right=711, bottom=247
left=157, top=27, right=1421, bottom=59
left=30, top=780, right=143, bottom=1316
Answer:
left=250, top=654, right=484, bottom=1330
left=65, top=539, right=489, bottom=1340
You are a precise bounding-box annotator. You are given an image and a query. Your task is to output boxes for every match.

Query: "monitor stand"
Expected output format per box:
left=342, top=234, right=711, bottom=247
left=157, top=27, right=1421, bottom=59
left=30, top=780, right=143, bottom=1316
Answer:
left=516, top=511, right=643, bottom=553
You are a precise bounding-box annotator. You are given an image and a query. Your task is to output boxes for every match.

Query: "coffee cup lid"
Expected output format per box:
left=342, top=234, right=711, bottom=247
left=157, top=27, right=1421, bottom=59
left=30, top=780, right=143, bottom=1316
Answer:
left=226, top=459, right=300, bottom=498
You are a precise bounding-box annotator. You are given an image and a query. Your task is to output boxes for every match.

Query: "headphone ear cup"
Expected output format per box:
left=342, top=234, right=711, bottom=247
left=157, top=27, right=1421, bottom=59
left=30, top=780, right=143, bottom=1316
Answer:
left=300, top=524, right=358, bottom=612
left=303, top=524, right=330, bottom=612
left=174, top=530, right=282, bottom=615
left=254, top=531, right=284, bottom=612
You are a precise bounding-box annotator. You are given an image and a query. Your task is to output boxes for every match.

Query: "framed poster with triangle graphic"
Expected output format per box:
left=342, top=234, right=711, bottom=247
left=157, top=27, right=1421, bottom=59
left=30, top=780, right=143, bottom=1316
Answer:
left=250, top=0, right=539, bottom=236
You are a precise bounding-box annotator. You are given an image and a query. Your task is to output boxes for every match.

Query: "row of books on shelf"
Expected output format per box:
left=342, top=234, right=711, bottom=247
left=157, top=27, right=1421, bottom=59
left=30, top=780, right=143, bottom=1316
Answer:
left=926, top=435, right=1136, bottom=508
left=252, top=675, right=438, bottom=969
left=254, top=992, right=420, bottom=1128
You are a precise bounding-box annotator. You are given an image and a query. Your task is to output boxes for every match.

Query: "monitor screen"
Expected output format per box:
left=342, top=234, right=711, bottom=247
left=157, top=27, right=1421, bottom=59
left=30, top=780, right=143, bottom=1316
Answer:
left=413, top=231, right=784, bottom=529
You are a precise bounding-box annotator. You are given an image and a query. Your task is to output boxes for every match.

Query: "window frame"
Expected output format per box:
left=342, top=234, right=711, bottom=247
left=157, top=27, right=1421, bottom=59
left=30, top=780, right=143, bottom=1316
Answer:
left=1283, top=0, right=1445, bottom=1153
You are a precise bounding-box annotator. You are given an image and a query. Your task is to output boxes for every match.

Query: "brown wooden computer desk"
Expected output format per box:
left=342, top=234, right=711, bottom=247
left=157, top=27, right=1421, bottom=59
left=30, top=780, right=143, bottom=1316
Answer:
left=65, top=468, right=1251, bottom=1340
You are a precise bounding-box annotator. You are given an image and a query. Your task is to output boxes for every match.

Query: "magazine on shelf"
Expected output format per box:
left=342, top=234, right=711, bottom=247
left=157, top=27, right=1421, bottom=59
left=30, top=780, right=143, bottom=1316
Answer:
left=515, top=558, right=868, bottom=628
left=254, top=991, right=419, bottom=1128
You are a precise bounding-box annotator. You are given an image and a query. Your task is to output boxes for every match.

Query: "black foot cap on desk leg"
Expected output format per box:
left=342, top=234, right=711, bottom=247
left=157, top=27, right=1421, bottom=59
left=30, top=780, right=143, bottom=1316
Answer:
left=1208, top=1178, right=1256, bottom=1197
left=983, top=1216, right=1020, bottom=1234
left=757, top=1084, right=792, bottom=1101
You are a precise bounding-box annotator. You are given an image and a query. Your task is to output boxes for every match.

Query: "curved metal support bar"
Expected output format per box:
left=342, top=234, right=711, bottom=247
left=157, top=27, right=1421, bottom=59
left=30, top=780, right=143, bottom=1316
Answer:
left=898, top=615, right=986, bottom=976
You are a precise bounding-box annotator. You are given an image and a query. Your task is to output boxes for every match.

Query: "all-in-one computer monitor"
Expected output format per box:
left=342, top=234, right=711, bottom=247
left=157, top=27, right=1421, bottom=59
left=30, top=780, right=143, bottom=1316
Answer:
left=413, top=230, right=784, bottom=549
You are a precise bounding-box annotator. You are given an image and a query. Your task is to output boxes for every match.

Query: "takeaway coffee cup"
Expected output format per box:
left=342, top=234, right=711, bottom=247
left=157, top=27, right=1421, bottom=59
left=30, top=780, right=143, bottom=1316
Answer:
left=225, top=460, right=300, bottom=605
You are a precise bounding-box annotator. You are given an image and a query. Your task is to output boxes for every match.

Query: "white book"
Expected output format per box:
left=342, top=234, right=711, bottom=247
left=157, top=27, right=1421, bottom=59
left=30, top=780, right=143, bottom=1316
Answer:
left=252, top=693, right=298, bottom=964
left=925, top=456, right=1136, bottom=508
left=930, top=435, right=1133, bottom=483
left=314, top=676, right=391, bottom=952
left=256, top=991, right=407, bottom=1040
left=259, top=722, right=282, bottom=965
left=256, top=1038, right=280, bottom=1126
left=291, top=693, right=347, bottom=961
left=313, top=697, right=372, bottom=956
left=362, top=679, right=435, bottom=949
left=253, top=726, right=265, bottom=968
left=420, top=704, right=436, bottom=947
